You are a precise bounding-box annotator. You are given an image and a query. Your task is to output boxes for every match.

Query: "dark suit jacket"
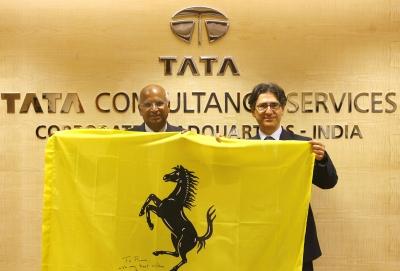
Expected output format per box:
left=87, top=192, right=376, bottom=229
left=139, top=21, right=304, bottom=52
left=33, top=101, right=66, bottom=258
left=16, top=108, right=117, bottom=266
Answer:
left=251, top=128, right=338, bottom=263
left=128, top=122, right=183, bottom=132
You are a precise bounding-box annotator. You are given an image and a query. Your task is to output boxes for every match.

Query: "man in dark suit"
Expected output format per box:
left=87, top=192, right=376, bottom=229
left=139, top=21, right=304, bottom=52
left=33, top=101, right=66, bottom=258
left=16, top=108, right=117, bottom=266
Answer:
left=248, top=83, right=338, bottom=271
left=129, top=84, right=182, bottom=132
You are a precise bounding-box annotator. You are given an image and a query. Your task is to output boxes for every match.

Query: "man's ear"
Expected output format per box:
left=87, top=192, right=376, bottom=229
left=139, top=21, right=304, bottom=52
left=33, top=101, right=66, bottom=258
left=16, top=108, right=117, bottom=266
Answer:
left=138, top=104, right=143, bottom=116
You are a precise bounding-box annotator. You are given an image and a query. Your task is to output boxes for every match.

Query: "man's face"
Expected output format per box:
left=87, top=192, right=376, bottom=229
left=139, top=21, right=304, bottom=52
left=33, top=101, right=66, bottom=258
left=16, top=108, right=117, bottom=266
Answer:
left=138, top=87, right=170, bottom=131
left=251, top=92, right=284, bottom=134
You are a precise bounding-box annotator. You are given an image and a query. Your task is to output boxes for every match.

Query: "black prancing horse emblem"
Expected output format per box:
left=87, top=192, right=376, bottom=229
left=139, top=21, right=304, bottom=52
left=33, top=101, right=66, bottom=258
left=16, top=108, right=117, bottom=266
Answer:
left=139, top=165, right=216, bottom=271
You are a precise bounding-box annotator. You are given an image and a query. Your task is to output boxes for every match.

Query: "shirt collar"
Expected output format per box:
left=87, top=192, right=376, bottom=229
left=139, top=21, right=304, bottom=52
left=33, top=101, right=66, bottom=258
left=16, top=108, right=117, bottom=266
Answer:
left=144, top=123, right=167, bottom=132
left=259, top=126, right=282, bottom=140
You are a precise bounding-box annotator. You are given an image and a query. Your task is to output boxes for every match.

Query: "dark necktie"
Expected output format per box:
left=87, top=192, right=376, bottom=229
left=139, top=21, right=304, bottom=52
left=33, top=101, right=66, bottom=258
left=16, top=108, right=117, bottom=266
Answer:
left=264, top=136, right=275, bottom=140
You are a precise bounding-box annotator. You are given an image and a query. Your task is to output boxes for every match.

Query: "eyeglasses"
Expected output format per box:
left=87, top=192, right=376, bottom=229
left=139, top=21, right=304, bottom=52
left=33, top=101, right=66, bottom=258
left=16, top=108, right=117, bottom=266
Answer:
left=255, top=102, right=281, bottom=113
left=140, top=101, right=166, bottom=110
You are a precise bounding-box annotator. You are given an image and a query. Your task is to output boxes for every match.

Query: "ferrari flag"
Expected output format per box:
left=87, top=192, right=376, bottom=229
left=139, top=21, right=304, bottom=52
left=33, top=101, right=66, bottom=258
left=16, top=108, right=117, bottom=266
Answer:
left=42, top=130, right=314, bottom=271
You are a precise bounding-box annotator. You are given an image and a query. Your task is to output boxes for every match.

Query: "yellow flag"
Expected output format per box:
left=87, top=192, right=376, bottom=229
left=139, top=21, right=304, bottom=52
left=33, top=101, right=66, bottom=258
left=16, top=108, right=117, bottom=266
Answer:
left=42, top=129, right=314, bottom=271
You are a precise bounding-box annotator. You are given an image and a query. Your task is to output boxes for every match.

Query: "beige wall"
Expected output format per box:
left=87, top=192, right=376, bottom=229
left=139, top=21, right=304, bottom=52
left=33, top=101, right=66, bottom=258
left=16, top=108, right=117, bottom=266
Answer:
left=1, top=0, right=399, bottom=270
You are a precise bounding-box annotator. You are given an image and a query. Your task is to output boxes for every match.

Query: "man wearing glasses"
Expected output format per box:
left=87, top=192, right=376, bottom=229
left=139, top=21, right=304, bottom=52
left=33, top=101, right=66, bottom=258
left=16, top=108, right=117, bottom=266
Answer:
left=248, top=83, right=338, bottom=271
left=129, top=84, right=182, bottom=132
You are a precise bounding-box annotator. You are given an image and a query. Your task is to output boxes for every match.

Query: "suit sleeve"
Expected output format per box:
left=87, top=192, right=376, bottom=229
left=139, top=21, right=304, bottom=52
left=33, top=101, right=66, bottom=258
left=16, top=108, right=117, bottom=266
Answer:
left=312, top=152, right=338, bottom=189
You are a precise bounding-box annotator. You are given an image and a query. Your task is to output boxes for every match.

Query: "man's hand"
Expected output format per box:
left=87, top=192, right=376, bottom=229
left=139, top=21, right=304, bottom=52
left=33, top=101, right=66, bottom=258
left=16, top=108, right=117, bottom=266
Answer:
left=309, top=140, right=326, bottom=161
left=215, top=133, right=223, bottom=143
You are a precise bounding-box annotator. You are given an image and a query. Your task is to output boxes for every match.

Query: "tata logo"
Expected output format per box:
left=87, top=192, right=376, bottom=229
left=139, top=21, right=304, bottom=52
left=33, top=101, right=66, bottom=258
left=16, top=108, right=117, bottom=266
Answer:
left=170, top=6, right=229, bottom=45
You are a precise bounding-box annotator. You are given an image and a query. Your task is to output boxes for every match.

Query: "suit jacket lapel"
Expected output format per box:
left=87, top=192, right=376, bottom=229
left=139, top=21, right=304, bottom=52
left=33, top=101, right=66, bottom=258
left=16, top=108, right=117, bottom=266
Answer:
left=138, top=123, right=146, bottom=132
left=279, top=128, right=293, bottom=140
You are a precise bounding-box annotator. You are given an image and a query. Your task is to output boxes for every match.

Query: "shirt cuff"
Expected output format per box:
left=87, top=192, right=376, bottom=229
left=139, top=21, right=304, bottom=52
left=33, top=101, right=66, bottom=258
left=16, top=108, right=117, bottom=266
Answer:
left=316, top=155, right=328, bottom=166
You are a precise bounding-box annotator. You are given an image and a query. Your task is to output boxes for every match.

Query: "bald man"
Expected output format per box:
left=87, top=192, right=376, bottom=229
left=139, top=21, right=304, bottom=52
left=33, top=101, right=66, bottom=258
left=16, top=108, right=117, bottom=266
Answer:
left=129, top=84, right=183, bottom=132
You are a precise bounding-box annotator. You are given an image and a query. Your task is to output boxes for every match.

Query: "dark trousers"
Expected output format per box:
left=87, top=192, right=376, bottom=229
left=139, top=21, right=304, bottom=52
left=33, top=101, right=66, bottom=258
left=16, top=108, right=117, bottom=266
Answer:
left=303, top=261, right=314, bottom=271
